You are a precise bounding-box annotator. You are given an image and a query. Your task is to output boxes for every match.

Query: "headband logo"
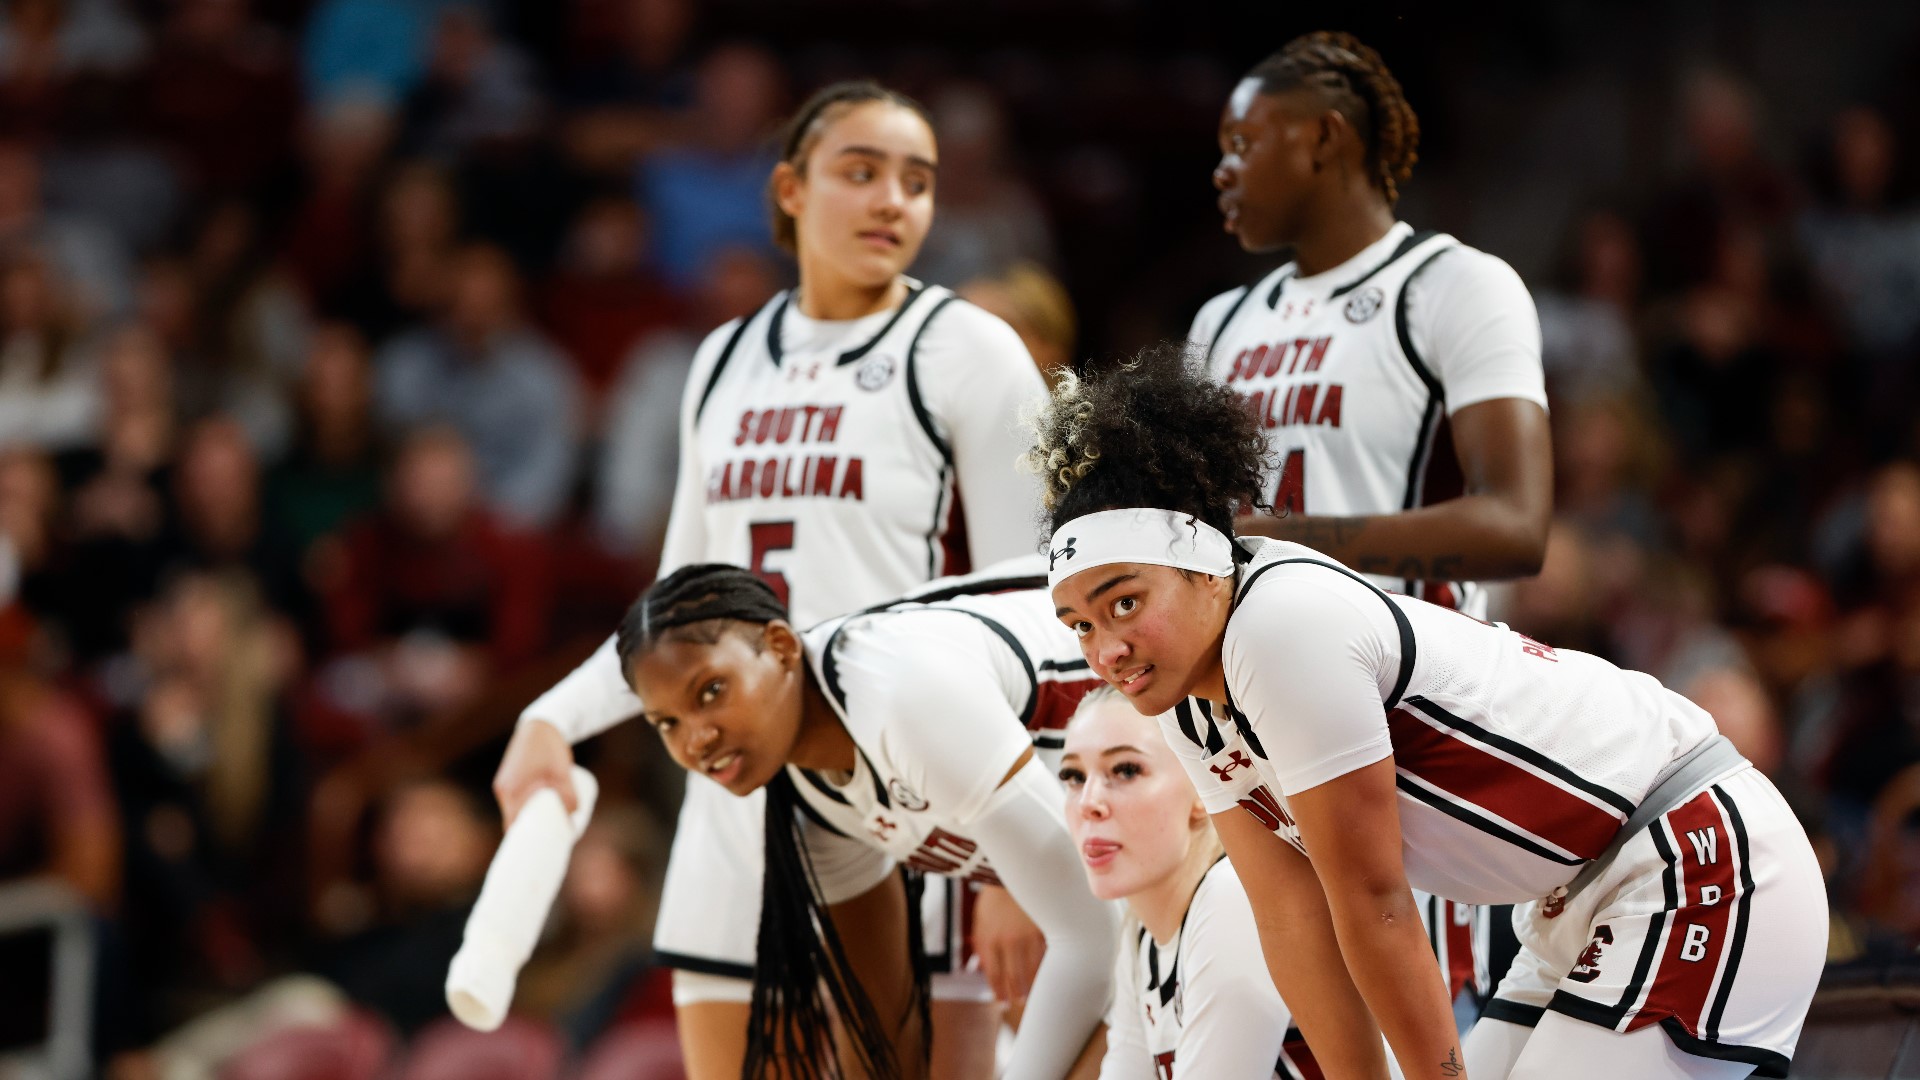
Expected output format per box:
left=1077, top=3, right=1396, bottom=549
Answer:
left=1048, top=537, right=1078, bottom=571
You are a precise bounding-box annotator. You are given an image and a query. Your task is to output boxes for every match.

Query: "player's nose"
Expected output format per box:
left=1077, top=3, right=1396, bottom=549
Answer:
left=1213, top=159, right=1236, bottom=191
left=1094, top=632, right=1131, bottom=673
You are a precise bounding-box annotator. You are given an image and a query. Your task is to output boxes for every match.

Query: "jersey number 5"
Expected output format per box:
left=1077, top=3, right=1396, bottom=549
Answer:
left=1274, top=449, right=1306, bottom=515
left=749, top=521, right=795, bottom=606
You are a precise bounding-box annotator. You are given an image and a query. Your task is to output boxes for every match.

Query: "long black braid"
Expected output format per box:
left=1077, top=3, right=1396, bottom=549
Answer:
left=614, top=564, right=932, bottom=1079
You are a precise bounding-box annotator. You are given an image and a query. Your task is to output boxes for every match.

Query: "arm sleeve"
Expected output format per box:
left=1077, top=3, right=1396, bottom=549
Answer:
left=911, top=302, right=1049, bottom=566
left=1174, top=867, right=1295, bottom=1077
left=1223, top=574, right=1402, bottom=795
left=1098, top=941, right=1155, bottom=1080
left=1403, top=248, right=1548, bottom=416
left=967, top=758, right=1119, bottom=1080
left=514, top=322, right=737, bottom=742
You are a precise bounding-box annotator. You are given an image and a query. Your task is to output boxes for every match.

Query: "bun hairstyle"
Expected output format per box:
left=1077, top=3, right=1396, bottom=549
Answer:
left=1249, top=30, right=1420, bottom=205
left=767, top=80, right=932, bottom=254
left=1026, top=340, right=1271, bottom=540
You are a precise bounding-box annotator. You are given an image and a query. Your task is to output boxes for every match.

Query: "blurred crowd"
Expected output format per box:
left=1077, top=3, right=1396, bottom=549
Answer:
left=0, top=0, right=1916, bottom=1076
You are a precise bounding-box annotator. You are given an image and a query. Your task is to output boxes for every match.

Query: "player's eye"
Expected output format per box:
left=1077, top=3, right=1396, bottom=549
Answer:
left=1112, top=761, right=1143, bottom=780
left=846, top=164, right=873, bottom=182
left=905, top=174, right=930, bottom=196
left=1231, top=134, right=1249, bottom=154
left=1071, top=620, right=1092, bottom=638
left=1111, top=596, right=1137, bottom=618
left=699, top=679, right=724, bottom=705
left=650, top=714, right=677, bottom=734
left=1057, top=767, right=1084, bottom=788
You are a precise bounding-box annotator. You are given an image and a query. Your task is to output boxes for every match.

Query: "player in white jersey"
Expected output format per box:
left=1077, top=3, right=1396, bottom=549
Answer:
left=1193, top=32, right=1551, bottom=618
left=617, top=563, right=1115, bottom=1080
left=1035, top=348, right=1825, bottom=1079
left=1061, top=688, right=1323, bottom=1080
left=488, top=82, right=1050, bottom=1078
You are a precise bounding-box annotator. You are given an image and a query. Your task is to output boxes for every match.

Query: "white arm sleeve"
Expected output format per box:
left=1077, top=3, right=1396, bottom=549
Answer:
left=515, top=320, right=740, bottom=742
left=1174, top=865, right=1294, bottom=1077
left=1223, top=573, right=1403, bottom=796
left=911, top=301, right=1050, bottom=567
left=1402, top=247, right=1548, bottom=415
left=967, top=758, right=1119, bottom=1080
left=1098, top=939, right=1155, bottom=1080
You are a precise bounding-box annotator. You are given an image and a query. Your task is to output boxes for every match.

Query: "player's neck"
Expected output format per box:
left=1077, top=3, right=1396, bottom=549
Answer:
left=795, top=267, right=908, bottom=322
left=1132, top=841, right=1216, bottom=945
left=789, top=668, right=857, bottom=772
left=1290, top=197, right=1396, bottom=277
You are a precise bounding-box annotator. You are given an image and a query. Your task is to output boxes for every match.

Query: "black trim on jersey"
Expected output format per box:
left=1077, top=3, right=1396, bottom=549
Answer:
left=1233, top=556, right=1417, bottom=711
left=1039, top=657, right=1091, bottom=675
left=1395, top=775, right=1585, bottom=866
left=1392, top=245, right=1455, bottom=593
left=857, top=745, right=890, bottom=807
left=1401, top=696, right=1638, bottom=816
left=818, top=606, right=1039, bottom=730
left=1704, top=784, right=1756, bottom=1043
left=760, top=283, right=931, bottom=368
left=795, top=765, right=853, bottom=808
left=1201, top=285, right=1253, bottom=364
left=1329, top=227, right=1439, bottom=299
left=656, top=950, right=754, bottom=981
left=1656, top=1020, right=1791, bottom=1078
left=1032, top=732, right=1065, bottom=751
left=838, top=284, right=931, bottom=365
left=692, top=306, right=762, bottom=422
left=948, top=609, right=1038, bottom=727
left=1263, top=269, right=1296, bottom=309
left=888, top=574, right=1046, bottom=609
left=785, top=772, right=854, bottom=838
left=1481, top=998, right=1545, bottom=1028
left=904, top=295, right=965, bottom=579
left=1213, top=700, right=1268, bottom=760
left=1174, top=700, right=1225, bottom=755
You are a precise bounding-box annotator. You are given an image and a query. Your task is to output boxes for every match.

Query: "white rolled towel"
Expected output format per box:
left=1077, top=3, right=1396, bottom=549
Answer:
left=445, top=766, right=599, bottom=1031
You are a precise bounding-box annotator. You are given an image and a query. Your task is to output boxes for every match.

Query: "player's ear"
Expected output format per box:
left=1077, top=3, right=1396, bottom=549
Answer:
left=772, top=160, right=807, bottom=221
left=761, top=619, right=804, bottom=671
left=1313, top=107, right=1358, bottom=169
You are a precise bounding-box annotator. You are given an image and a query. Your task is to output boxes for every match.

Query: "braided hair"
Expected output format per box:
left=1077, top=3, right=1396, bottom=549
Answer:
left=767, top=80, right=932, bottom=254
left=614, top=564, right=930, bottom=1079
left=1249, top=31, right=1420, bottom=205
left=1026, top=341, right=1270, bottom=539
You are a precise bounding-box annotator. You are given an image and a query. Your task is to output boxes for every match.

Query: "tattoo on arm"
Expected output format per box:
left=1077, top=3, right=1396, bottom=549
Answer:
left=1267, top=514, right=1369, bottom=550
left=1440, top=1048, right=1464, bottom=1077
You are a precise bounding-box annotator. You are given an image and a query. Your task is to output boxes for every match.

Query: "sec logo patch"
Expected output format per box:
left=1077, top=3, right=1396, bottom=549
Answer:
left=855, top=353, right=897, bottom=391
left=1344, top=285, right=1385, bottom=324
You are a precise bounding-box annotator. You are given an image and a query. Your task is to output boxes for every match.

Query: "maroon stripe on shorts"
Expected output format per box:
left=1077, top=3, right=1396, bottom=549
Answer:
left=1388, top=708, right=1623, bottom=859
left=1627, top=790, right=1741, bottom=1036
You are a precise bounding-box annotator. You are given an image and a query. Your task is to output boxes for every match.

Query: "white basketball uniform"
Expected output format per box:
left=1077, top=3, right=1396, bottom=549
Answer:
left=1165, top=538, right=1825, bottom=1077
left=1189, top=220, right=1547, bottom=619
left=787, top=587, right=1117, bottom=1080
left=517, top=281, right=1048, bottom=985
left=1100, top=859, right=1322, bottom=1080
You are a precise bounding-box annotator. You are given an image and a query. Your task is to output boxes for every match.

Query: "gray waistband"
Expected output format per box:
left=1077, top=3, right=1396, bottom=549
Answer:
left=1556, top=734, right=1748, bottom=907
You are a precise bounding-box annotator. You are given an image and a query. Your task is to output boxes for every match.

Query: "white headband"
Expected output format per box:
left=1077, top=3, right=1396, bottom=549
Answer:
left=1046, top=508, right=1236, bottom=590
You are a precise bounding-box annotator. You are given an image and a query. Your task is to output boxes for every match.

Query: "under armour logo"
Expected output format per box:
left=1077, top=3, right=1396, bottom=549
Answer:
left=1210, top=750, right=1253, bottom=781
left=1048, top=537, right=1078, bottom=570
left=869, top=817, right=898, bottom=841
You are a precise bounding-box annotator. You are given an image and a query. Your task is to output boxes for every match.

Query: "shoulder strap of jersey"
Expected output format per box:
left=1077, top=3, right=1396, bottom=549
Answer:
left=1202, top=263, right=1291, bottom=363
left=816, top=603, right=1040, bottom=728
left=1391, top=242, right=1459, bottom=519
left=903, top=290, right=964, bottom=464
left=835, top=282, right=936, bottom=366
left=1233, top=556, right=1417, bottom=711
left=692, top=295, right=777, bottom=422
left=1329, top=227, right=1442, bottom=298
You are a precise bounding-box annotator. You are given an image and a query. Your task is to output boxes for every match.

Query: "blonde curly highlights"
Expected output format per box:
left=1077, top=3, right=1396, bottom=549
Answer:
left=1023, top=368, right=1104, bottom=513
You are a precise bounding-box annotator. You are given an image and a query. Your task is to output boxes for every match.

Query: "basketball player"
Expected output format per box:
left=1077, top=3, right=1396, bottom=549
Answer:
left=618, top=563, right=1115, bottom=1080
left=1036, top=345, right=1825, bottom=1080
left=490, top=82, right=1050, bottom=1078
left=1193, top=31, right=1551, bottom=620
left=1061, top=688, right=1324, bottom=1080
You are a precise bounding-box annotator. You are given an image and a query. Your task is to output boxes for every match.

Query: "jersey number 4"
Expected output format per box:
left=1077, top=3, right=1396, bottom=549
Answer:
left=749, top=521, right=795, bottom=606
left=1274, top=449, right=1306, bottom=515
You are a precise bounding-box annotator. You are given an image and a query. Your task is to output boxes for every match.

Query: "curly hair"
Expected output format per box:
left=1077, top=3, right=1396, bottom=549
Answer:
left=1249, top=31, right=1420, bottom=205
left=1026, top=340, right=1271, bottom=539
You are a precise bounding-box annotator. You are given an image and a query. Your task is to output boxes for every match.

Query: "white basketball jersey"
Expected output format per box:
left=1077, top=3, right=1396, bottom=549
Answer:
left=683, top=283, right=1006, bottom=626
left=791, top=586, right=1101, bottom=883
left=1191, top=223, right=1544, bottom=617
left=1166, top=538, right=1721, bottom=906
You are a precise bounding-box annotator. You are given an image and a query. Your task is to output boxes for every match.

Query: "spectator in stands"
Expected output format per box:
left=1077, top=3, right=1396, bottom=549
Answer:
left=539, top=196, right=683, bottom=412
left=0, top=655, right=119, bottom=910
left=1533, top=208, right=1644, bottom=406
left=283, top=91, right=398, bottom=314
left=0, top=137, right=135, bottom=320
left=0, top=250, right=102, bottom=450
left=313, top=426, right=552, bottom=740
left=338, top=160, right=461, bottom=343
left=300, top=0, right=432, bottom=108
left=264, top=323, right=384, bottom=573
left=40, top=75, right=183, bottom=258
left=912, top=84, right=1056, bottom=286
left=137, top=0, right=299, bottom=194
left=374, top=243, right=582, bottom=527
left=635, top=43, right=784, bottom=287
left=160, top=416, right=308, bottom=621
left=399, top=5, right=543, bottom=159
left=0, top=0, right=147, bottom=141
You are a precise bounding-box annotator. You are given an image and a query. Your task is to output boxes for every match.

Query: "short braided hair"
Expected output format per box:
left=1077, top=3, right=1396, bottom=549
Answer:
left=1249, top=31, right=1420, bottom=205
left=613, top=563, right=789, bottom=675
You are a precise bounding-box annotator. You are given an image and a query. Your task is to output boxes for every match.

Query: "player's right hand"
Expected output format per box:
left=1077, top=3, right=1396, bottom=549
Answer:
left=493, top=718, right=578, bottom=827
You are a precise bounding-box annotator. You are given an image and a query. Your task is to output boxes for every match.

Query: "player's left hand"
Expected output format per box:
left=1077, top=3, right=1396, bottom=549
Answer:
left=971, top=883, right=1046, bottom=1004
